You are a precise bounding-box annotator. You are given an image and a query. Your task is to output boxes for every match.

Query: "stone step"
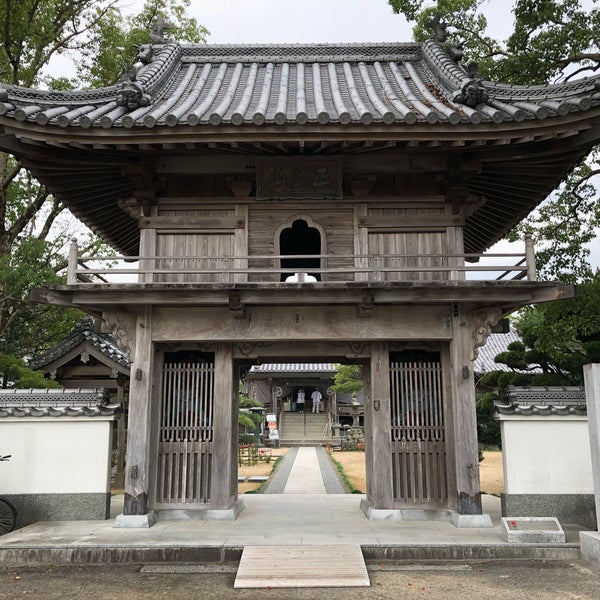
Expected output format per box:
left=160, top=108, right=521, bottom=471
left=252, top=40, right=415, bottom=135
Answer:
left=280, top=414, right=330, bottom=442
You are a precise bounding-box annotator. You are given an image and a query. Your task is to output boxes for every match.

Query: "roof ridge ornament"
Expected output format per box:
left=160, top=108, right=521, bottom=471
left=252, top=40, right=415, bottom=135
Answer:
left=424, top=17, right=490, bottom=108
left=453, top=62, right=489, bottom=107
left=117, top=55, right=151, bottom=110
left=426, top=15, right=464, bottom=63
left=151, top=15, right=174, bottom=44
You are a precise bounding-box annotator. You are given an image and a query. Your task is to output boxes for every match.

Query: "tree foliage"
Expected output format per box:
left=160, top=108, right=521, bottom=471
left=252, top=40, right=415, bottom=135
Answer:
left=239, top=384, right=264, bottom=431
left=0, top=353, right=61, bottom=388
left=0, top=0, right=207, bottom=361
left=388, top=0, right=600, bottom=281
left=332, top=365, right=364, bottom=394
left=73, top=0, right=208, bottom=88
left=479, top=274, right=600, bottom=387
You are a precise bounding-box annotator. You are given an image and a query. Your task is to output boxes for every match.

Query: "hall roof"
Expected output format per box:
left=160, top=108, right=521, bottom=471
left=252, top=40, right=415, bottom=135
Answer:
left=29, top=318, right=130, bottom=373
left=0, top=37, right=599, bottom=255
left=2, top=40, right=598, bottom=129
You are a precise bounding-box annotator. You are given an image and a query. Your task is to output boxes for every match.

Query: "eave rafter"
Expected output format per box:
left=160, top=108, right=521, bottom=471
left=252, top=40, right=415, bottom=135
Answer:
left=2, top=110, right=598, bottom=156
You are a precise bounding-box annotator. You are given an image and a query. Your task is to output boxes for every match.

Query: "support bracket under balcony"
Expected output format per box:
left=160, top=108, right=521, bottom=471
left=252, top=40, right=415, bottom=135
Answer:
left=358, top=290, right=375, bottom=318
left=228, top=291, right=245, bottom=318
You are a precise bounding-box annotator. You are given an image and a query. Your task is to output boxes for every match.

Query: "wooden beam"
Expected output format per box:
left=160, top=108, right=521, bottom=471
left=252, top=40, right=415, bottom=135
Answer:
left=152, top=305, right=453, bottom=342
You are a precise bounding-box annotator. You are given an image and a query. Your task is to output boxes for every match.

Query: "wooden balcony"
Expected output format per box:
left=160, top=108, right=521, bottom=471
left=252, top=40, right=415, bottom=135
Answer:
left=29, top=235, right=574, bottom=326
left=67, top=238, right=537, bottom=286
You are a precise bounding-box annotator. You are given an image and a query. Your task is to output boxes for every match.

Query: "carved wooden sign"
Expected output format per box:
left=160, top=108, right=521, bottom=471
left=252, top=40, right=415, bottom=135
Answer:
left=257, top=158, right=342, bottom=200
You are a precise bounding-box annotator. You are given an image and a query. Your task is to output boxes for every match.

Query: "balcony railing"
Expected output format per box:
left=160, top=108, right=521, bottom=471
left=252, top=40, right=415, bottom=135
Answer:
left=67, top=237, right=537, bottom=285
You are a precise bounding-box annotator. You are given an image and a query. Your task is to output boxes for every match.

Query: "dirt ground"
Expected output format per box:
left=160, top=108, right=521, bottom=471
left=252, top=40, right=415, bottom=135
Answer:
left=238, top=448, right=504, bottom=496
left=478, top=450, right=504, bottom=496
left=3, top=560, right=600, bottom=600
left=238, top=447, right=289, bottom=493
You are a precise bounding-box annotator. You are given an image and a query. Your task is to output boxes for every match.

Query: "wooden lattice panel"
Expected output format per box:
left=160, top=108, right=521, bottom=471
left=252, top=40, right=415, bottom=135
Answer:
left=389, top=361, right=448, bottom=504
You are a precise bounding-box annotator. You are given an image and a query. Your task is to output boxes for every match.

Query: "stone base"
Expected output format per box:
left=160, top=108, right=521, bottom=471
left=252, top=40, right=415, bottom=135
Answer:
left=501, top=493, right=597, bottom=529
left=3, top=492, right=111, bottom=528
left=450, top=513, right=493, bottom=528
left=113, top=512, right=157, bottom=528
left=501, top=517, right=565, bottom=543
left=155, top=499, right=245, bottom=522
left=360, top=499, right=493, bottom=528
left=580, top=531, right=600, bottom=565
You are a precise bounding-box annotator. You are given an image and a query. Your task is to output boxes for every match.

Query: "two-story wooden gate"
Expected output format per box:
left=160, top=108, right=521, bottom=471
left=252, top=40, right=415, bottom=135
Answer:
left=153, top=360, right=214, bottom=506
left=389, top=359, right=448, bottom=506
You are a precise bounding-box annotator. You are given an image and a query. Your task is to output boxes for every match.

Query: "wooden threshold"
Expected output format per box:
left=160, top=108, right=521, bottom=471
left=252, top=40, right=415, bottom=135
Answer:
left=234, top=544, right=370, bottom=588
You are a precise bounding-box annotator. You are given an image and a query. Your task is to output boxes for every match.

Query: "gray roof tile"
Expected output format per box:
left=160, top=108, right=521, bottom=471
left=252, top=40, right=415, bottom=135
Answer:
left=0, top=40, right=597, bottom=129
left=0, top=388, right=120, bottom=418
left=249, top=363, right=338, bottom=375
left=494, top=385, right=586, bottom=417
left=30, top=318, right=130, bottom=371
left=473, top=328, right=543, bottom=375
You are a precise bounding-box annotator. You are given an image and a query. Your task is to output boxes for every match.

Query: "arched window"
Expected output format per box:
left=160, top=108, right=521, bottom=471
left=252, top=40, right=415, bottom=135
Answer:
left=278, top=219, right=322, bottom=281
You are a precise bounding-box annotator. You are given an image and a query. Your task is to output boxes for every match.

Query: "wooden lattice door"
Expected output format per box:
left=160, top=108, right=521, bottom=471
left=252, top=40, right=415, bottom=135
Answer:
left=389, top=360, right=448, bottom=505
left=154, top=361, right=214, bottom=505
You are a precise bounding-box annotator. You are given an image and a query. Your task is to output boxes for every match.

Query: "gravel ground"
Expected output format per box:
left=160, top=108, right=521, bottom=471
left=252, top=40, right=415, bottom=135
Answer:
left=1, top=559, right=599, bottom=600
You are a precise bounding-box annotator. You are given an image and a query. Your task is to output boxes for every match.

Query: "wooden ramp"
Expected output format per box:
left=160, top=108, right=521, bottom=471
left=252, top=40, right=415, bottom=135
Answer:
left=234, top=544, right=370, bottom=588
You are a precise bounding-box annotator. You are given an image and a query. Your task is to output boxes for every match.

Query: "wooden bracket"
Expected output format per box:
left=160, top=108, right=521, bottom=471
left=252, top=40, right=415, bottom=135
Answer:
left=228, top=291, right=245, bottom=318
left=358, top=290, right=375, bottom=317
left=226, top=176, right=254, bottom=198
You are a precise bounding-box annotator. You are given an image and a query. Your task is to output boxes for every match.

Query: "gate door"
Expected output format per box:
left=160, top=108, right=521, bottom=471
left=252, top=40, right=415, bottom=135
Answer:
left=389, top=360, right=448, bottom=505
left=155, top=361, right=214, bottom=505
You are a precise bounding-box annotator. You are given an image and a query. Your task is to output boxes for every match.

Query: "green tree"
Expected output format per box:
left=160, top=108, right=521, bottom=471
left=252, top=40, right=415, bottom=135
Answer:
left=238, top=384, right=264, bottom=443
left=0, top=0, right=207, bottom=359
left=478, top=274, right=600, bottom=389
left=0, top=354, right=61, bottom=388
left=388, top=0, right=600, bottom=281
left=73, top=0, right=208, bottom=88
left=331, top=364, right=364, bottom=394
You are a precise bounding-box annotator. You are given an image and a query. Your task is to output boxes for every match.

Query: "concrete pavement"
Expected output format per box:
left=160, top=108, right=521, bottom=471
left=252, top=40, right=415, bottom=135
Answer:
left=0, top=446, right=590, bottom=566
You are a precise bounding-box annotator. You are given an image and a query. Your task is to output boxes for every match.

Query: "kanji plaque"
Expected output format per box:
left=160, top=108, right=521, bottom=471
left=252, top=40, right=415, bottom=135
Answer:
left=257, top=158, right=342, bottom=200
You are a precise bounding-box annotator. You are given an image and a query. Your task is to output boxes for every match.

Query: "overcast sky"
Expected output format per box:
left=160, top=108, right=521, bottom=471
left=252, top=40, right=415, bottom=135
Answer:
left=121, top=0, right=515, bottom=45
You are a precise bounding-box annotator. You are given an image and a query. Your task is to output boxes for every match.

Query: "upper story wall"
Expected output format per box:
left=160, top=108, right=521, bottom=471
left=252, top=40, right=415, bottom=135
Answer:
left=138, top=165, right=465, bottom=283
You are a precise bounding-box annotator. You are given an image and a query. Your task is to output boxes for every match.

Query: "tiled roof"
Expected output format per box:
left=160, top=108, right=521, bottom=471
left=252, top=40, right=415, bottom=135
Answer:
left=0, top=40, right=597, bottom=129
left=29, top=318, right=130, bottom=371
left=248, top=363, right=337, bottom=376
left=494, top=385, right=586, bottom=417
left=0, top=388, right=120, bottom=418
left=251, top=331, right=529, bottom=378
left=473, top=327, right=542, bottom=375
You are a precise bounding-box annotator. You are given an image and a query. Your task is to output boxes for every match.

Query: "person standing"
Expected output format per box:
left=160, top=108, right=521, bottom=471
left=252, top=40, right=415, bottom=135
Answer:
left=296, top=388, right=305, bottom=412
left=311, top=388, right=322, bottom=413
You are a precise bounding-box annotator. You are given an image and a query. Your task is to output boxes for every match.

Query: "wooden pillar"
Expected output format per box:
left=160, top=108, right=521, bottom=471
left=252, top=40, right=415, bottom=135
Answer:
left=449, top=308, right=482, bottom=514
left=365, top=343, right=394, bottom=508
left=210, top=342, right=238, bottom=509
left=123, top=307, right=154, bottom=515
left=138, top=227, right=157, bottom=284
left=113, top=377, right=127, bottom=489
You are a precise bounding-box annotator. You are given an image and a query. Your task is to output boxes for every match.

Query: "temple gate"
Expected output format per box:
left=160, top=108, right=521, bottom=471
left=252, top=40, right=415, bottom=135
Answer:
left=0, top=22, right=598, bottom=528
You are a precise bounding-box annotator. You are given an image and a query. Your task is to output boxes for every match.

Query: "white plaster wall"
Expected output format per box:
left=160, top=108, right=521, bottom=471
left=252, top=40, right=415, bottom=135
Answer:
left=0, top=418, right=113, bottom=494
left=500, top=417, right=594, bottom=494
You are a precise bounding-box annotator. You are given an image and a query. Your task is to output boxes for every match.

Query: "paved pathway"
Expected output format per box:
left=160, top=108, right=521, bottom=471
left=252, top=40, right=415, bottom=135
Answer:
left=264, top=446, right=347, bottom=494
